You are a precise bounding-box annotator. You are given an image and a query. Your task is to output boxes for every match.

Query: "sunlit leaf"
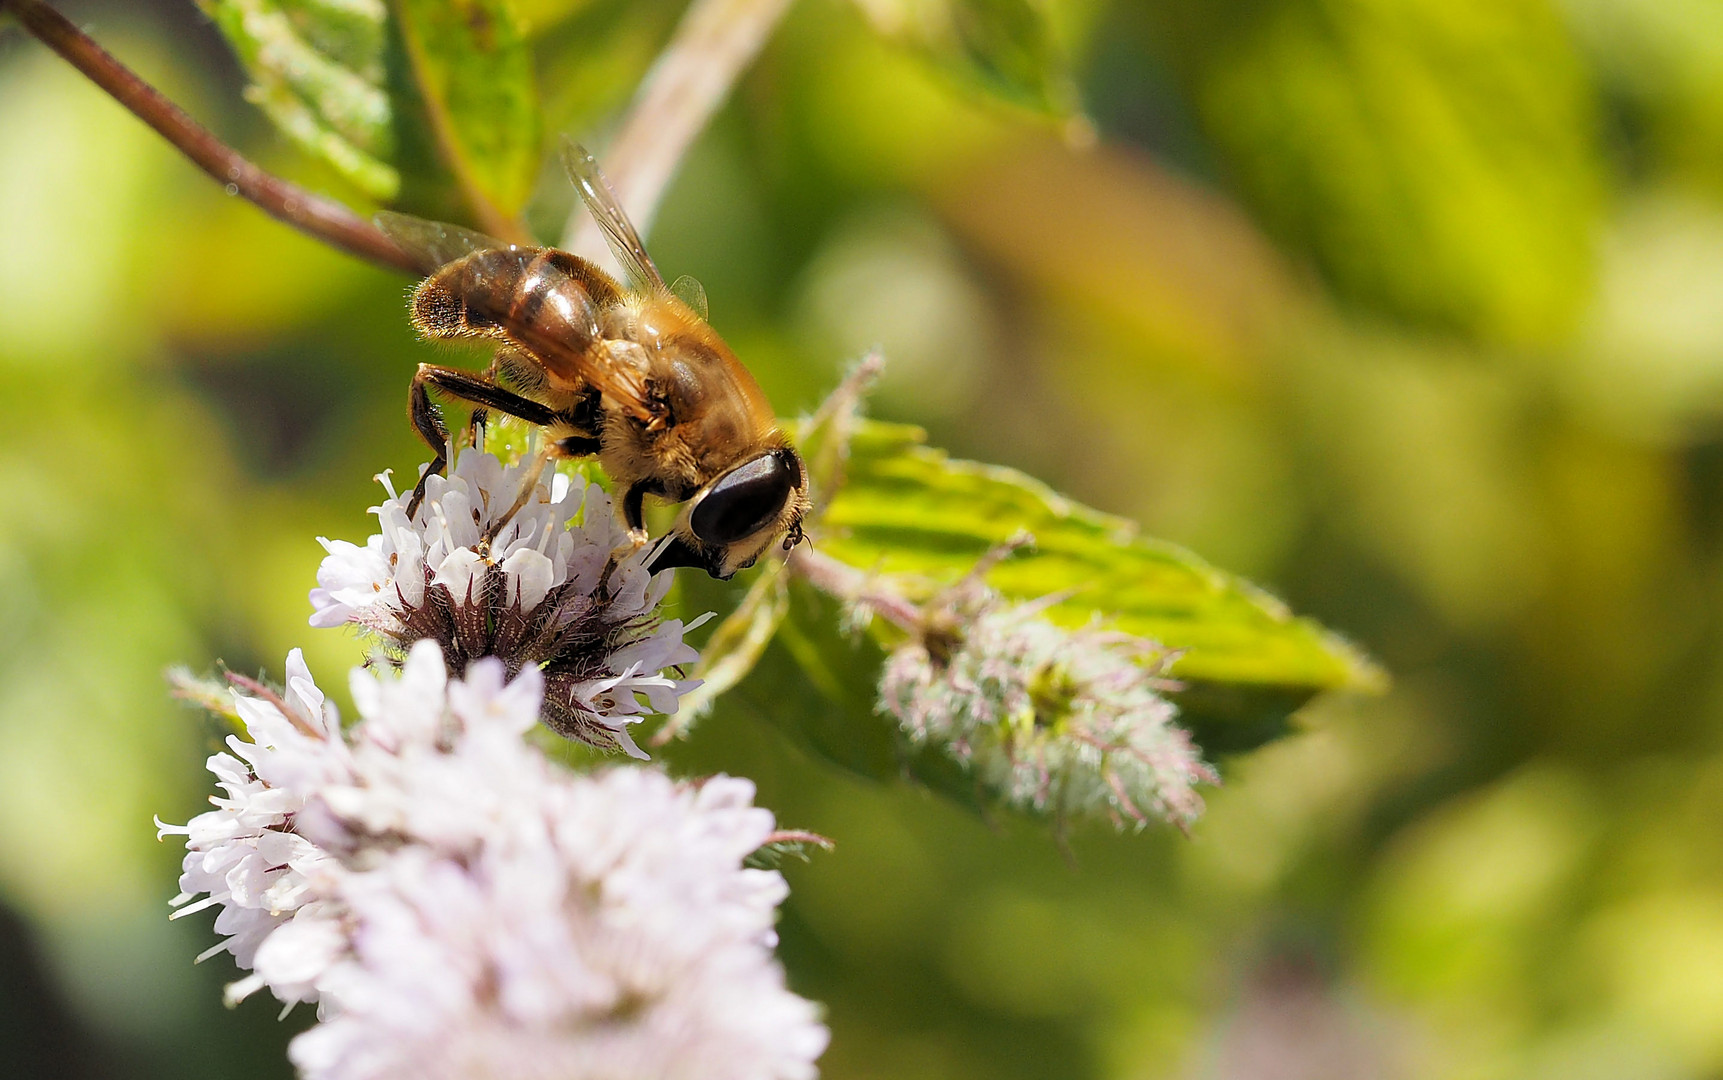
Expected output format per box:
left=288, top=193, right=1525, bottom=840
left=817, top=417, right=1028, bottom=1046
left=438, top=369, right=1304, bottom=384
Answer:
left=816, top=421, right=1384, bottom=746
left=389, top=0, right=542, bottom=222
left=200, top=0, right=398, bottom=199
left=677, top=417, right=1379, bottom=772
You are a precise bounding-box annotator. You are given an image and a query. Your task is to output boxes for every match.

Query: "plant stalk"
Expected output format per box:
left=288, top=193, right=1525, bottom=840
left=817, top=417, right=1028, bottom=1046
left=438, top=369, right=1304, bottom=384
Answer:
left=0, top=0, right=419, bottom=274
left=561, top=0, right=794, bottom=262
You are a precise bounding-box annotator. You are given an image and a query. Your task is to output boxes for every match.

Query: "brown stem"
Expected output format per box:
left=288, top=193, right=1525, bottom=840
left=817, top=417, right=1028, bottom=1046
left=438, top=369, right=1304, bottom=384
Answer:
left=1, top=0, right=420, bottom=275
left=785, top=546, right=923, bottom=633
left=761, top=829, right=834, bottom=851
left=561, top=0, right=794, bottom=260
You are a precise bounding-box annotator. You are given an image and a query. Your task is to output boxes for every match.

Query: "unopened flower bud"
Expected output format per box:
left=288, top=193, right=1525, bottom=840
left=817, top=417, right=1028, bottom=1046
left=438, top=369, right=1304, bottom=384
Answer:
left=879, top=584, right=1215, bottom=829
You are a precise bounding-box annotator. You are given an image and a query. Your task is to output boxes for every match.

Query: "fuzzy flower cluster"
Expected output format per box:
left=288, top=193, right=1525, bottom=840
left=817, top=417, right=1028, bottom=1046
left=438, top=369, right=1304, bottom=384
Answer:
left=310, top=448, right=701, bottom=756
left=159, top=642, right=827, bottom=1080
left=879, top=591, right=1215, bottom=829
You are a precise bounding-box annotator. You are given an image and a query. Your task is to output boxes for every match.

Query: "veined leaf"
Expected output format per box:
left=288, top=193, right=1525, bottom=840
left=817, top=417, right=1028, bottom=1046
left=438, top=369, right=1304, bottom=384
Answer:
left=200, top=0, right=399, bottom=199
left=389, top=0, right=542, bottom=226
left=853, top=0, right=1079, bottom=116
left=816, top=421, right=1384, bottom=746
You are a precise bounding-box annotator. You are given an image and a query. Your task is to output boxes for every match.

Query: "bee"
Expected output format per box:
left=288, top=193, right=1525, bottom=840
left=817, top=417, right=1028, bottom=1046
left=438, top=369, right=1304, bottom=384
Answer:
left=375, top=142, right=808, bottom=579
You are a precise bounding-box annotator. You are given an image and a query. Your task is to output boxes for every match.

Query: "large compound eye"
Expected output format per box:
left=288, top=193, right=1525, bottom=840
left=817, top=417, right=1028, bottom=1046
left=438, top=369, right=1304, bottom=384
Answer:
left=690, top=454, right=795, bottom=547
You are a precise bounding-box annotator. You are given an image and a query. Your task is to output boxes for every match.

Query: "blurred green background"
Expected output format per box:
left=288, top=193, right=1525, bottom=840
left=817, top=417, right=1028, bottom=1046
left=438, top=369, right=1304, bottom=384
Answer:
left=6, top=0, right=1723, bottom=1076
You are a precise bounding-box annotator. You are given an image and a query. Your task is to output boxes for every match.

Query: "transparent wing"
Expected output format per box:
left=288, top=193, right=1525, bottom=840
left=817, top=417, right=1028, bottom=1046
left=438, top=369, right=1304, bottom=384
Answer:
left=670, top=274, right=708, bottom=320
left=375, top=211, right=517, bottom=275
left=560, top=139, right=667, bottom=295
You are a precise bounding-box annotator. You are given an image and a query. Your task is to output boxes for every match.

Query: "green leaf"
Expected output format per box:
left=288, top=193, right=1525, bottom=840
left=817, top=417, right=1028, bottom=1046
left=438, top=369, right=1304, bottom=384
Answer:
left=816, top=421, right=1384, bottom=746
left=200, top=0, right=399, bottom=199
left=389, top=0, right=542, bottom=224
left=1145, top=0, right=1606, bottom=346
left=743, top=829, right=836, bottom=870
left=854, top=0, right=1079, bottom=116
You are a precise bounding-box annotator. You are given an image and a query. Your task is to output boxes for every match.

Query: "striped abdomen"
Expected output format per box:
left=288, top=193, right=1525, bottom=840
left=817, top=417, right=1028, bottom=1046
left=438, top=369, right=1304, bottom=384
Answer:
left=409, top=248, right=621, bottom=390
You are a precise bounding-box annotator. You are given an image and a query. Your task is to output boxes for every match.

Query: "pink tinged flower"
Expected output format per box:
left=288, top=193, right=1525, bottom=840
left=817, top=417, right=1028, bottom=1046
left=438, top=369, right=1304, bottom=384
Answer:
left=879, top=592, right=1216, bottom=830
left=309, top=450, right=706, bottom=756
left=156, top=649, right=348, bottom=981
left=161, top=644, right=826, bottom=1080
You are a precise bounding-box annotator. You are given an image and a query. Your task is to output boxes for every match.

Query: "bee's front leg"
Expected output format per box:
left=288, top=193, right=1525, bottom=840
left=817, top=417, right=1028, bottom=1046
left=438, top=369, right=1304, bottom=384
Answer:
left=615, top=480, right=654, bottom=558
left=597, top=482, right=655, bottom=593
left=620, top=481, right=653, bottom=545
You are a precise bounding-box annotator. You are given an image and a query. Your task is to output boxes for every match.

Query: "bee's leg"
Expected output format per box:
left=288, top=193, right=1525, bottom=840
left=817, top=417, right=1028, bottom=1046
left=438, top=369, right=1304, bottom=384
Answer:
left=465, top=354, right=507, bottom=450
left=594, top=481, right=658, bottom=593
left=621, top=482, right=651, bottom=540
left=406, top=363, right=560, bottom=516
left=407, top=375, right=451, bottom=519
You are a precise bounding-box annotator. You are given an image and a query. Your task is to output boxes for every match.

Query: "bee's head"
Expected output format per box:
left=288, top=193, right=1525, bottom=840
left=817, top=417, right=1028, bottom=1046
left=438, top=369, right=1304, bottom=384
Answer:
left=650, top=446, right=808, bottom=579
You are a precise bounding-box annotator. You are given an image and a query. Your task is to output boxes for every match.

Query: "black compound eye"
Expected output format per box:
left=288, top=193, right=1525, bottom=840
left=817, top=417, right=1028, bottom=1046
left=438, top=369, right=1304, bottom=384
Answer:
left=691, top=454, right=795, bottom=547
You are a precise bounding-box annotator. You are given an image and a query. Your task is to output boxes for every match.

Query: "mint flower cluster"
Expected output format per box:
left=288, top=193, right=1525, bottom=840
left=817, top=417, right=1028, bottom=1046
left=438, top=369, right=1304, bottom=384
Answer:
left=879, top=585, right=1215, bottom=829
left=310, top=448, right=702, bottom=757
left=161, top=643, right=826, bottom=1080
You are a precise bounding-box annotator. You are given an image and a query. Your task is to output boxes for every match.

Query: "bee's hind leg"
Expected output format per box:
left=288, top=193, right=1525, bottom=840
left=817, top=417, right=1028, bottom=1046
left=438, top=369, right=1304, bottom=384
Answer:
left=406, top=373, right=451, bottom=519
left=464, top=355, right=507, bottom=451
left=405, top=363, right=561, bottom=518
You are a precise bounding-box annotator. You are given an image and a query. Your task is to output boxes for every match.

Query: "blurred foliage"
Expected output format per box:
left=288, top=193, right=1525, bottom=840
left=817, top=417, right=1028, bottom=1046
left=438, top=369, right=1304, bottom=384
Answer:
left=6, top=0, right=1723, bottom=1078
left=850, top=0, right=1082, bottom=117
left=199, top=0, right=397, bottom=199
left=1144, top=0, right=1606, bottom=346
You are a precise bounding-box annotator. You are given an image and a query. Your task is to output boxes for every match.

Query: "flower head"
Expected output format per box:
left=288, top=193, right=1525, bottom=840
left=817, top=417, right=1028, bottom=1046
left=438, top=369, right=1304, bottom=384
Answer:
left=310, top=448, right=702, bottom=756
left=155, top=650, right=349, bottom=999
left=161, top=643, right=827, bottom=1080
left=879, top=585, right=1215, bottom=829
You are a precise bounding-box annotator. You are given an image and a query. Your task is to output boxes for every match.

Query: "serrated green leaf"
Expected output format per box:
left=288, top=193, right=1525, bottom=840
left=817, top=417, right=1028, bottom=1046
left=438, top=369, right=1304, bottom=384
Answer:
left=280, top=0, right=389, bottom=76
left=200, top=0, right=398, bottom=200
left=246, top=81, right=401, bottom=199
left=1146, top=0, right=1605, bottom=346
left=854, top=0, right=1078, bottom=115
left=390, top=0, right=542, bottom=222
left=816, top=420, right=1383, bottom=743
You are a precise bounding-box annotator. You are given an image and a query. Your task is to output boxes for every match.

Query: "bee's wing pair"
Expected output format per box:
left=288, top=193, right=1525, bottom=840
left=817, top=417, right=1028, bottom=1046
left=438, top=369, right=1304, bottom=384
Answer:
left=377, top=140, right=665, bottom=294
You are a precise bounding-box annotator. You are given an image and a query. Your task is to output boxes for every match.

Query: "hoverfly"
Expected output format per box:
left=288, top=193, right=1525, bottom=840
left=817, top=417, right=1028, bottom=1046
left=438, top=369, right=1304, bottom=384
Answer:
left=375, top=142, right=808, bottom=579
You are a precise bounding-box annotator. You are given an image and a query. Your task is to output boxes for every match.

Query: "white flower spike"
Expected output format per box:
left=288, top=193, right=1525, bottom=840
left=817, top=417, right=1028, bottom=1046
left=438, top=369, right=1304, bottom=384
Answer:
left=161, top=644, right=827, bottom=1080
left=310, top=447, right=704, bottom=756
left=879, top=584, right=1216, bottom=830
